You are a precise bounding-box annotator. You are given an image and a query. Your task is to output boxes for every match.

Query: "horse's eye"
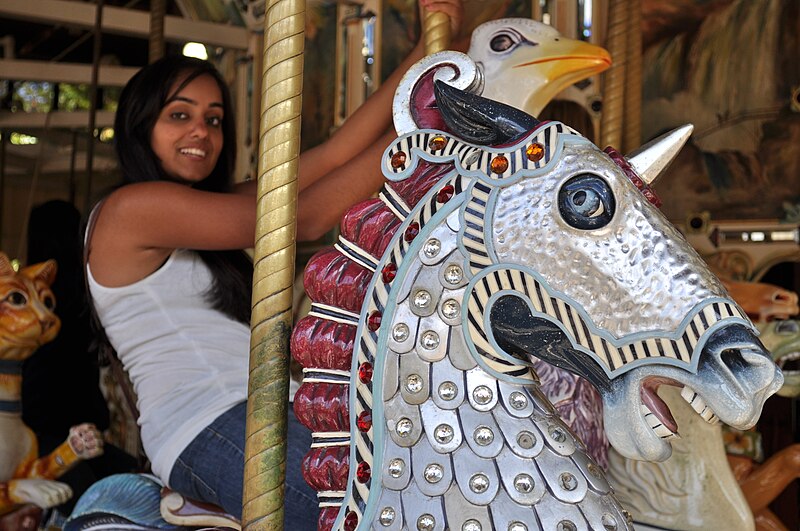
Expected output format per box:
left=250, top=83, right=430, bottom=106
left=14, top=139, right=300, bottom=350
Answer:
left=490, top=32, right=518, bottom=52
left=4, top=290, right=28, bottom=306
left=558, top=174, right=615, bottom=229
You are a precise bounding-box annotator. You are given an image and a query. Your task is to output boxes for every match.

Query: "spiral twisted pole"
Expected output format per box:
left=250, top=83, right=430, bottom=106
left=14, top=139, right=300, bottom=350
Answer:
left=423, top=8, right=451, bottom=55
left=243, top=1, right=305, bottom=529
left=623, top=0, right=642, bottom=153
left=600, top=0, right=627, bottom=150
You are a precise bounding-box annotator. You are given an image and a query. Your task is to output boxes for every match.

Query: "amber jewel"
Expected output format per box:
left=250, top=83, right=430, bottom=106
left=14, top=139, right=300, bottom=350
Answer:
left=527, top=142, right=545, bottom=162
left=429, top=135, right=447, bottom=151
left=357, top=410, right=372, bottom=432
left=391, top=151, right=407, bottom=169
left=491, top=155, right=509, bottom=174
left=358, top=362, right=373, bottom=384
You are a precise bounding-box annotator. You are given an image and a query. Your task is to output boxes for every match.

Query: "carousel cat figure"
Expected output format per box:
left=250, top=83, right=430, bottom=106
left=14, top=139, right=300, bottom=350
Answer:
left=291, top=49, right=783, bottom=530
left=0, top=252, right=103, bottom=525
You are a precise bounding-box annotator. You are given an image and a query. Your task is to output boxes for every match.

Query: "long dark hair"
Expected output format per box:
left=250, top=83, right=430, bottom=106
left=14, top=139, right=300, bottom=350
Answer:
left=112, top=55, right=252, bottom=324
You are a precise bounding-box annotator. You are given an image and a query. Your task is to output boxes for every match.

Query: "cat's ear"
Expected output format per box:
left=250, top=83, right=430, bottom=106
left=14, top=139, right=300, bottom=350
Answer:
left=0, top=253, right=14, bottom=277
left=23, top=260, right=58, bottom=287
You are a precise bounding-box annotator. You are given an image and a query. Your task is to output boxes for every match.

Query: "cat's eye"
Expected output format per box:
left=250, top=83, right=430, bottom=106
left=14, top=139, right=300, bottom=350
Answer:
left=4, top=290, right=28, bottom=306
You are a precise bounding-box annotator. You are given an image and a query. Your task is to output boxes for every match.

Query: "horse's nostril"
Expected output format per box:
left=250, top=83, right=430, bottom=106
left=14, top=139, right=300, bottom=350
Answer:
left=721, top=349, right=748, bottom=373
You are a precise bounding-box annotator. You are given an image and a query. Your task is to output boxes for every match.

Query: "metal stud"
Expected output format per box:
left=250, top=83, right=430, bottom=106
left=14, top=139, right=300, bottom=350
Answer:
left=549, top=425, right=566, bottom=442
left=513, top=473, right=534, bottom=493
left=423, top=238, right=442, bottom=258
left=438, top=381, right=457, bottom=401
left=559, top=472, right=578, bottom=491
left=509, top=391, right=528, bottom=410
left=472, top=385, right=493, bottom=405
left=417, top=514, right=436, bottom=531
left=469, top=473, right=490, bottom=493
left=517, top=431, right=536, bottom=449
left=442, top=298, right=460, bottom=319
left=557, top=521, right=577, bottom=531
left=420, top=330, right=440, bottom=350
left=444, top=264, right=463, bottom=285
left=509, top=523, right=528, bottom=531
left=405, top=374, right=423, bottom=394
left=392, top=323, right=410, bottom=342
left=380, top=507, right=396, bottom=526
left=413, top=290, right=432, bottom=309
left=423, top=464, right=444, bottom=483
left=388, top=458, right=405, bottom=478
left=434, top=424, right=454, bottom=444
left=601, top=514, right=618, bottom=530
left=396, top=418, right=413, bottom=437
left=474, top=426, right=494, bottom=446
left=462, top=520, right=482, bottom=531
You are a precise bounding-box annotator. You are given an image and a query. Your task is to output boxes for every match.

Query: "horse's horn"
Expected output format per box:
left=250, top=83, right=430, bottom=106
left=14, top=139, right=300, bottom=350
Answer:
left=626, top=124, right=693, bottom=185
left=434, top=80, right=540, bottom=145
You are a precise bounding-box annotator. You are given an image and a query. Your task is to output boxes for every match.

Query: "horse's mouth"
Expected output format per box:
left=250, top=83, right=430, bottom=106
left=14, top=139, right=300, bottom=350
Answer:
left=639, top=376, right=720, bottom=439
left=775, top=350, right=800, bottom=376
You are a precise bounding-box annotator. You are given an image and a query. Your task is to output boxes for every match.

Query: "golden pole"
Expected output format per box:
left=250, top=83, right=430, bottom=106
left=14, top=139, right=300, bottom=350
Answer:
left=242, top=0, right=305, bottom=529
left=422, top=6, right=451, bottom=55
left=600, top=0, right=627, bottom=149
left=623, top=0, right=642, bottom=153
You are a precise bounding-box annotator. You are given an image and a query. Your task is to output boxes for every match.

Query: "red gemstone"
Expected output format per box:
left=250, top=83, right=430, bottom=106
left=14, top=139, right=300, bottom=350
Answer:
left=382, top=262, right=397, bottom=283
left=404, top=222, right=420, bottom=242
left=358, top=362, right=373, bottom=384
left=357, top=410, right=372, bottom=432
left=368, top=311, right=382, bottom=331
left=356, top=461, right=372, bottom=483
left=344, top=510, right=358, bottom=531
left=437, top=184, right=455, bottom=203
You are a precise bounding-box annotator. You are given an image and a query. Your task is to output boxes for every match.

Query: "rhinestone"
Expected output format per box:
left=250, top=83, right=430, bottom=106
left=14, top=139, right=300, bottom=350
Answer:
left=441, top=298, right=460, bottom=319
left=444, top=264, right=463, bottom=285
left=356, top=461, right=371, bottom=483
left=463, top=520, right=482, bottom=531
left=417, top=514, right=436, bottom=531
left=368, top=311, right=382, bottom=332
left=434, top=423, right=454, bottom=443
left=423, top=463, right=444, bottom=483
left=491, top=155, right=509, bottom=174
left=358, top=362, right=373, bottom=384
left=392, top=323, right=410, bottom=342
left=560, top=472, right=578, bottom=491
left=549, top=426, right=567, bottom=442
left=382, top=262, right=397, bottom=283
left=601, top=514, right=618, bottom=530
left=437, top=184, right=455, bottom=203
left=413, top=290, right=432, bottom=309
left=357, top=410, right=372, bottom=432
left=388, top=458, right=405, bottom=478
left=509, top=522, right=528, bottom=531
left=474, top=426, right=494, bottom=446
left=344, top=510, right=358, bottom=531
left=396, top=418, right=413, bottom=437
left=380, top=507, right=396, bottom=526
left=469, top=473, right=490, bottom=493
left=423, top=238, right=441, bottom=258
left=472, top=385, right=493, bottom=405
left=517, top=431, right=536, bottom=449
left=509, top=391, right=528, bottom=410
left=404, top=222, right=420, bottom=242
left=557, top=521, right=577, bottom=531
left=513, top=473, right=534, bottom=493
left=429, top=135, right=447, bottom=150
left=405, top=374, right=424, bottom=394
left=438, top=381, right=457, bottom=401
left=420, top=330, right=440, bottom=349
left=391, top=151, right=407, bottom=169
left=526, top=142, right=545, bottom=162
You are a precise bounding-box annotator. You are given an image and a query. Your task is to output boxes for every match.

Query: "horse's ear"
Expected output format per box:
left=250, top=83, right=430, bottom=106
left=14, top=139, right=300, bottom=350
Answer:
left=434, top=80, right=540, bottom=146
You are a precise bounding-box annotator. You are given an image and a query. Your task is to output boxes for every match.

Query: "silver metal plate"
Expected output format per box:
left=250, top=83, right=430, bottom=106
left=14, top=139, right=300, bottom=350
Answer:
left=495, top=447, right=546, bottom=506
left=452, top=445, right=500, bottom=506
left=410, top=434, right=454, bottom=497
left=420, top=399, right=463, bottom=454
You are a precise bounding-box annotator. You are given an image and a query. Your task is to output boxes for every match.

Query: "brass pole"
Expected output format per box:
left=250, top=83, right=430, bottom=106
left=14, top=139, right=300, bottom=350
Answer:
left=83, top=0, right=103, bottom=213
left=242, top=0, right=305, bottom=529
left=600, top=0, right=627, bottom=149
left=148, top=0, right=166, bottom=63
left=422, top=5, right=451, bottom=55
left=623, top=0, right=642, bottom=152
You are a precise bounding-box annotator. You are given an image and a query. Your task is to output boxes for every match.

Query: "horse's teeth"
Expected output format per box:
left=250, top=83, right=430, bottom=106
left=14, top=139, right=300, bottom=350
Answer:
left=640, top=405, right=679, bottom=440
left=681, top=386, right=719, bottom=425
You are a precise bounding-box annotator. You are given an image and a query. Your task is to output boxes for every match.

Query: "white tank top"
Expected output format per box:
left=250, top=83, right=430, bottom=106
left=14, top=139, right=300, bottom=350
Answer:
left=87, top=249, right=249, bottom=483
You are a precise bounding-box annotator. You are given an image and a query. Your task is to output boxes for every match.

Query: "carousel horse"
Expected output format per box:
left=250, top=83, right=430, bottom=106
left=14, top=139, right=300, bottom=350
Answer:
left=290, top=50, right=782, bottom=530
left=0, top=252, right=103, bottom=527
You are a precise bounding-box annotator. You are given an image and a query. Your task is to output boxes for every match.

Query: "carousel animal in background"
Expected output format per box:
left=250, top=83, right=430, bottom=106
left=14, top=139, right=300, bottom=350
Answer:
left=0, top=252, right=103, bottom=517
left=721, top=279, right=799, bottom=324
left=291, top=50, right=782, bottom=530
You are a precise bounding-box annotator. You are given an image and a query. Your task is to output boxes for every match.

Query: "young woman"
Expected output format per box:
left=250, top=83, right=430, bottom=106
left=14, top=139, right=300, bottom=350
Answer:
left=85, top=2, right=462, bottom=527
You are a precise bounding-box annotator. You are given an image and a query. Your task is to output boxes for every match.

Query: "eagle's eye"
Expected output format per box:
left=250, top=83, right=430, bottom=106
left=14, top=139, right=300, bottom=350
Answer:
left=490, top=32, right=518, bottom=52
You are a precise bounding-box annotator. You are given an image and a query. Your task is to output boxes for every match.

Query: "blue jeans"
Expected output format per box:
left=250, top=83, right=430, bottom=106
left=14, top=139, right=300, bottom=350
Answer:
left=169, top=401, right=318, bottom=530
